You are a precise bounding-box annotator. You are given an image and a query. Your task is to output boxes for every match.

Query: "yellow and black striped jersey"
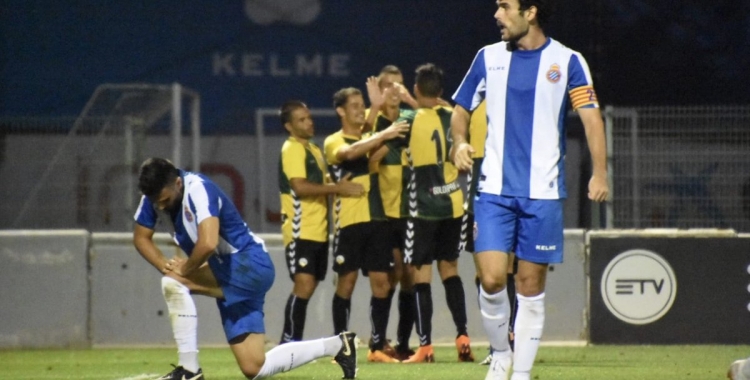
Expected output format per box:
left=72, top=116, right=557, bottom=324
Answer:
left=466, top=100, right=487, bottom=215
left=278, top=137, right=329, bottom=246
left=371, top=110, right=410, bottom=219
left=399, top=106, right=464, bottom=220
left=324, top=130, right=386, bottom=228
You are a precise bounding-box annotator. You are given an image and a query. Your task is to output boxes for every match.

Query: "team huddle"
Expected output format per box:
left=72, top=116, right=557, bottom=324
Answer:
left=279, top=63, right=475, bottom=365
left=132, top=1, right=609, bottom=380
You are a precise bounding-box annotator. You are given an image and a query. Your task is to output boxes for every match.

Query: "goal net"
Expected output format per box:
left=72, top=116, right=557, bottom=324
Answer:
left=0, top=83, right=201, bottom=231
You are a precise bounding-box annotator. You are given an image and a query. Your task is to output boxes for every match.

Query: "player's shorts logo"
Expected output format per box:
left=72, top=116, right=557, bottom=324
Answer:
left=601, top=249, right=677, bottom=325
left=546, top=64, right=562, bottom=83
left=299, top=258, right=308, bottom=267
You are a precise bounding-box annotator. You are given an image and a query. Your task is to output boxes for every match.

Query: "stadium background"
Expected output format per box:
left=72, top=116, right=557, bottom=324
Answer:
left=4, top=0, right=748, bottom=126
left=1, top=0, right=750, bottom=350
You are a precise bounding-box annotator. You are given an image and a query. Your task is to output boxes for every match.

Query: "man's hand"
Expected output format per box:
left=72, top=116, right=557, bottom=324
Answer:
left=379, top=120, right=409, bottom=140
left=366, top=76, right=384, bottom=109
left=335, top=173, right=365, bottom=197
left=588, top=173, right=609, bottom=202
left=394, top=83, right=418, bottom=108
left=165, top=256, right=188, bottom=276
left=451, top=141, right=475, bottom=172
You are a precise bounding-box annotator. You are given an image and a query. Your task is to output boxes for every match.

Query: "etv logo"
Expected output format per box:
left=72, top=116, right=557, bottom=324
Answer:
left=601, top=249, right=677, bottom=325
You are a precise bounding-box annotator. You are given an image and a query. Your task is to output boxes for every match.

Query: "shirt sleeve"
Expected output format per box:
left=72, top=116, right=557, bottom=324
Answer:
left=324, top=134, right=347, bottom=166
left=281, top=142, right=308, bottom=181
left=133, top=195, right=158, bottom=229
left=188, top=180, right=220, bottom=225
left=568, top=53, right=599, bottom=110
left=452, top=48, right=487, bottom=112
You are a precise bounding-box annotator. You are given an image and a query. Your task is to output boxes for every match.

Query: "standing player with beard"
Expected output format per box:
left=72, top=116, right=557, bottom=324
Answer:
left=277, top=100, right=364, bottom=345
left=133, top=158, right=358, bottom=379
left=323, top=87, right=409, bottom=363
left=451, top=1, right=608, bottom=379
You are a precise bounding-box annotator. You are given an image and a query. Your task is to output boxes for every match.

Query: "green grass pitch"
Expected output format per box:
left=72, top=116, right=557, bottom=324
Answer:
left=3, top=345, right=747, bottom=379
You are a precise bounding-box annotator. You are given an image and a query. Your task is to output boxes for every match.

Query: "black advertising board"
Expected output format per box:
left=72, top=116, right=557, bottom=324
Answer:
left=589, top=236, right=750, bottom=344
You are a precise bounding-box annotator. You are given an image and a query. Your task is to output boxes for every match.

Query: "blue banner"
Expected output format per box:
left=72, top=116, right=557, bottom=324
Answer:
left=2, top=1, right=747, bottom=133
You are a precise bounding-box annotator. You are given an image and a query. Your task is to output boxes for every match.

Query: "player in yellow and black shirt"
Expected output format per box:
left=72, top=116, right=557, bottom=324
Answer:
left=278, top=100, right=364, bottom=345
left=323, top=87, right=408, bottom=363
left=363, top=65, right=418, bottom=360
left=392, top=64, right=474, bottom=364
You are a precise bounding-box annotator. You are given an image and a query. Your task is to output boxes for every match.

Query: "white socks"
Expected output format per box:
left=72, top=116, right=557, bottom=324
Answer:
left=743, top=358, right=750, bottom=379
left=510, top=293, right=545, bottom=380
left=479, top=285, right=511, bottom=354
left=161, top=277, right=200, bottom=373
left=253, top=336, right=342, bottom=379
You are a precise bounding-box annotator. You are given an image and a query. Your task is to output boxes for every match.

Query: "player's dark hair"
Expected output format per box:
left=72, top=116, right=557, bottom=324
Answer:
left=415, top=63, right=444, bottom=98
left=518, top=0, right=550, bottom=28
left=333, top=87, right=362, bottom=109
left=279, top=100, right=307, bottom=126
left=138, top=157, right=180, bottom=198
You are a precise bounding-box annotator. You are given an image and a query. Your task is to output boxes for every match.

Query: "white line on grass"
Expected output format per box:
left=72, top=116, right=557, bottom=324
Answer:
left=115, top=374, right=160, bottom=380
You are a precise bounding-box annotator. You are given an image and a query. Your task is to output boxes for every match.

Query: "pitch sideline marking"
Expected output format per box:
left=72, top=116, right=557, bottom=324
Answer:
left=115, top=374, right=160, bottom=380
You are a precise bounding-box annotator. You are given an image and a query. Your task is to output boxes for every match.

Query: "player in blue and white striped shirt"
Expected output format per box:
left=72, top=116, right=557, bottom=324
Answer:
left=133, top=158, right=357, bottom=380
left=450, top=1, right=608, bottom=379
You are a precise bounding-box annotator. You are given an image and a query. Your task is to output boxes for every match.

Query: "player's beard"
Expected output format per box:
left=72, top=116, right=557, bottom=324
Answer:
left=165, top=190, right=183, bottom=215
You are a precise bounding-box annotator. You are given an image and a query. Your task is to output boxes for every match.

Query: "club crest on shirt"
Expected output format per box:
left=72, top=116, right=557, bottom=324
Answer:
left=184, top=206, right=194, bottom=223
left=546, top=64, right=562, bottom=83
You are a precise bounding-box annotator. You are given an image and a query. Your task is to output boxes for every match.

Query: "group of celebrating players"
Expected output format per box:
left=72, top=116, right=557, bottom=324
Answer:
left=277, top=63, right=490, bottom=364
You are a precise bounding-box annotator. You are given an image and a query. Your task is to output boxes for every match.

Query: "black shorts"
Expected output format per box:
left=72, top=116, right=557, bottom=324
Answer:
left=333, top=221, right=393, bottom=274
left=285, top=239, right=328, bottom=281
left=404, top=217, right=462, bottom=266
left=460, top=212, right=475, bottom=253
left=387, top=217, right=407, bottom=251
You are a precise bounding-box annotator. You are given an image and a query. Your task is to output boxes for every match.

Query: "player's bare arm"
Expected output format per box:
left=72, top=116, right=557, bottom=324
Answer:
left=395, top=82, right=419, bottom=109
left=290, top=174, right=364, bottom=197
left=335, top=120, right=408, bottom=162
left=450, top=104, right=475, bottom=172
left=368, top=144, right=389, bottom=166
left=173, top=216, right=220, bottom=276
left=133, top=223, right=169, bottom=274
left=579, top=107, right=609, bottom=202
left=363, top=76, right=384, bottom=133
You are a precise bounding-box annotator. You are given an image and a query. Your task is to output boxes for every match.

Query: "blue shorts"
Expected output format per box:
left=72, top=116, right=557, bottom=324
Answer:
left=208, top=245, right=275, bottom=341
left=473, top=193, right=563, bottom=264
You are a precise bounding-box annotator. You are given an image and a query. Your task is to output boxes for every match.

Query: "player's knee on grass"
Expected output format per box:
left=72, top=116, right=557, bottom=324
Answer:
left=238, top=356, right=264, bottom=379
left=230, top=336, right=266, bottom=379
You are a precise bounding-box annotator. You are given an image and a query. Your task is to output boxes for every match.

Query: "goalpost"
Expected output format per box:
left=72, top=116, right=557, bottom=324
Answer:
left=10, top=83, right=201, bottom=231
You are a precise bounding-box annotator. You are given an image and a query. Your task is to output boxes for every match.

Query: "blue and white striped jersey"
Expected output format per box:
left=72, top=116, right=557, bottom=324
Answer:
left=134, top=170, right=264, bottom=256
left=452, top=38, right=599, bottom=200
